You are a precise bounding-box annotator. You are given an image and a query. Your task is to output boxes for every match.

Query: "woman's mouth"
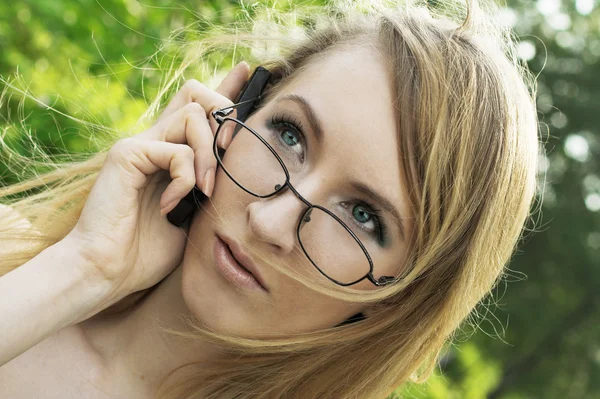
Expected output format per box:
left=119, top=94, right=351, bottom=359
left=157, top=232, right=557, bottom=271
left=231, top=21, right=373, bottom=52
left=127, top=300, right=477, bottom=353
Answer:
left=213, top=234, right=268, bottom=292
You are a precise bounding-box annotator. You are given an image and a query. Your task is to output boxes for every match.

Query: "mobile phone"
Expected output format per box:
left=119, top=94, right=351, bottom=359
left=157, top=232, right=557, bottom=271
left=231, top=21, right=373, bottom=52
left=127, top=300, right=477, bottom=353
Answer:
left=166, top=66, right=272, bottom=227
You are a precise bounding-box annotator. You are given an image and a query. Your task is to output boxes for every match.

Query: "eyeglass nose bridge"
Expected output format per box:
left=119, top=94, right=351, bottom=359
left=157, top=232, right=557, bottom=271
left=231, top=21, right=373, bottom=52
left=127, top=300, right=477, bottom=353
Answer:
left=270, top=180, right=317, bottom=230
left=272, top=180, right=313, bottom=209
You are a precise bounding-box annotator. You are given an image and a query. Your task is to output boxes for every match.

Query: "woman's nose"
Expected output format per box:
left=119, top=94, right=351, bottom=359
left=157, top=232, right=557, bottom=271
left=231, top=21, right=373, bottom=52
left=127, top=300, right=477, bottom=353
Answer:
left=246, top=184, right=312, bottom=255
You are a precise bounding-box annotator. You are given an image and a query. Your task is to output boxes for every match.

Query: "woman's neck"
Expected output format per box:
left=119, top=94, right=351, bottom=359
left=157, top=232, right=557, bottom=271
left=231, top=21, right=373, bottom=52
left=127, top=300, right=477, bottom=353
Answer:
left=77, top=265, right=221, bottom=395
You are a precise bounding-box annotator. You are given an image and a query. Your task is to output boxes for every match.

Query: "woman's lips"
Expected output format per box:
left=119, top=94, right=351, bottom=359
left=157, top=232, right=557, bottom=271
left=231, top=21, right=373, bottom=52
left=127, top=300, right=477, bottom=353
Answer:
left=218, top=233, right=269, bottom=291
left=214, top=234, right=268, bottom=292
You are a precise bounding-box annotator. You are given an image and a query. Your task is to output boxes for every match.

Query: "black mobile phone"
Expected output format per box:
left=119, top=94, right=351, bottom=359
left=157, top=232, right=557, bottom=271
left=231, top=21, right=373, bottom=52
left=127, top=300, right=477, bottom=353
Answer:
left=166, top=66, right=272, bottom=227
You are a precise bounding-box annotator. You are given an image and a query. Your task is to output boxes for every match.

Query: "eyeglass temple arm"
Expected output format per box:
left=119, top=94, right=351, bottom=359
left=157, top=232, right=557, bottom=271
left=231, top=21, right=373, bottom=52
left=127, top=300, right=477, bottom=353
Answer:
left=212, top=96, right=263, bottom=124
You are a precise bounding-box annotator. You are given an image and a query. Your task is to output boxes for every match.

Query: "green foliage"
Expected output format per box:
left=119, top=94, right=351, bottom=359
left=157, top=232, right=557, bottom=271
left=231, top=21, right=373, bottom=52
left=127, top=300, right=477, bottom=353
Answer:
left=0, top=0, right=249, bottom=184
left=398, top=343, right=501, bottom=399
left=1, top=1, right=599, bottom=398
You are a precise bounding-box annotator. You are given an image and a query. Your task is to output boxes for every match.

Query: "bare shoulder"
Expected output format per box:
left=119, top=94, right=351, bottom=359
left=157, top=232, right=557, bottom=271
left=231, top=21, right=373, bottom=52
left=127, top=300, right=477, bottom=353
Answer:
left=0, top=325, right=108, bottom=398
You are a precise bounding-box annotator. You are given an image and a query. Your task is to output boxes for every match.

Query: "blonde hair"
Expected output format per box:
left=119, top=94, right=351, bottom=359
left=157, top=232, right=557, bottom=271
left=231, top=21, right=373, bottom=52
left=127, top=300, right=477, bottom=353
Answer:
left=0, top=0, right=540, bottom=398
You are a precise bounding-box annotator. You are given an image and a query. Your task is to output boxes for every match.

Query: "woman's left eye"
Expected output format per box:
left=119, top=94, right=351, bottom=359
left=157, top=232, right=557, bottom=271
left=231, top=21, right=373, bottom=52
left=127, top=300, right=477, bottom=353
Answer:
left=341, top=202, right=389, bottom=246
left=281, top=129, right=300, bottom=147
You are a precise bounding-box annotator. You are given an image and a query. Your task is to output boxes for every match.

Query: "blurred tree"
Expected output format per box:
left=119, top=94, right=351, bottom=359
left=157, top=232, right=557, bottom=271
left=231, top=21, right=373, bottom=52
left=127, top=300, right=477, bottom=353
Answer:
left=480, top=0, right=600, bottom=397
left=403, top=1, right=600, bottom=398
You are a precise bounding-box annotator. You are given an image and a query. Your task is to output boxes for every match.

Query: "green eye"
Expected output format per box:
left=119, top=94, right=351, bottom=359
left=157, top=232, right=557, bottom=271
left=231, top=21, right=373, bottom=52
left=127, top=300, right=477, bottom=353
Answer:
left=352, top=205, right=371, bottom=224
left=281, top=129, right=299, bottom=146
left=267, top=114, right=306, bottom=164
left=346, top=202, right=388, bottom=247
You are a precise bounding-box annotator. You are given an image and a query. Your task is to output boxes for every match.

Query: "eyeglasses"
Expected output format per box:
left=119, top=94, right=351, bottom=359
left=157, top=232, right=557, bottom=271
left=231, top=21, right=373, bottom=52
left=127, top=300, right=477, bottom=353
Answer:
left=210, top=97, right=396, bottom=287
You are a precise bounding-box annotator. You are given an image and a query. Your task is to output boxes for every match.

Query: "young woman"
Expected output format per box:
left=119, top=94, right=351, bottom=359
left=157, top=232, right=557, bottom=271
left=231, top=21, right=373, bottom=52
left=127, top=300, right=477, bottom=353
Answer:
left=0, top=0, right=539, bottom=398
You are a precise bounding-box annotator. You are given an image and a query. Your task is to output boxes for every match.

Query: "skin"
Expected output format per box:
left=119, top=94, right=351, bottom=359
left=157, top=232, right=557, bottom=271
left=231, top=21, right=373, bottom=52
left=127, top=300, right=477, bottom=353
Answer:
left=78, top=44, right=412, bottom=396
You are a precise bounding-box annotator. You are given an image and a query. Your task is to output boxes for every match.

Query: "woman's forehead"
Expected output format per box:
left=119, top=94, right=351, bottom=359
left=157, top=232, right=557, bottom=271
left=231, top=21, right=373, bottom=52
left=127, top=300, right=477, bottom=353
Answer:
left=288, top=46, right=395, bottom=121
left=281, top=46, right=397, bottom=155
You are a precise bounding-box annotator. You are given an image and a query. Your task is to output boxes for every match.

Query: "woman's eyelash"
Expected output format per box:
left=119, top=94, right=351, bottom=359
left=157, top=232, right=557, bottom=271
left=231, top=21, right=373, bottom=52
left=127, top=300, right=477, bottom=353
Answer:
left=361, top=204, right=389, bottom=246
left=269, top=113, right=305, bottom=136
left=379, top=218, right=389, bottom=244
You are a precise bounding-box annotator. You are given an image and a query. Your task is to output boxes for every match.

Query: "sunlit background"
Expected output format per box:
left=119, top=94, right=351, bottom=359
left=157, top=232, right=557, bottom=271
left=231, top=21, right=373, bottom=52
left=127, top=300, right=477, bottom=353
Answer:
left=1, top=1, right=598, bottom=398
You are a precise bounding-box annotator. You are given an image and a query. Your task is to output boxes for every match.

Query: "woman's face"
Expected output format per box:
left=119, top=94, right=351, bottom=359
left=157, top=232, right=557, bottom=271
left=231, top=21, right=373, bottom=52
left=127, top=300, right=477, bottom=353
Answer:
left=182, top=45, right=412, bottom=336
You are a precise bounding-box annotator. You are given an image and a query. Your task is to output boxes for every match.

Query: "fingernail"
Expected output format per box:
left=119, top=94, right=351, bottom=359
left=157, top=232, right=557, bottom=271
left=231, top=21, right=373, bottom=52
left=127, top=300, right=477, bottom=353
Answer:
left=237, top=60, right=249, bottom=69
left=219, top=125, right=231, bottom=148
left=219, top=132, right=228, bottom=148
left=203, top=168, right=215, bottom=197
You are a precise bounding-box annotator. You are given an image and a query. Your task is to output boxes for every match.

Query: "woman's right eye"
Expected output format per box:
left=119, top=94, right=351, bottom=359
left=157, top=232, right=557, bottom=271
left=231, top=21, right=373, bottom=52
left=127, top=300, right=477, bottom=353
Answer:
left=266, top=113, right=307, bottom=163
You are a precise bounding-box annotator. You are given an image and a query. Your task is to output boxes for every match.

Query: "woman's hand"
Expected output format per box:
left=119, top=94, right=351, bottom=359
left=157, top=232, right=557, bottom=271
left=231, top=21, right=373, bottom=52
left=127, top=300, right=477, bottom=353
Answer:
left=64, top=62, right=250, bottom=303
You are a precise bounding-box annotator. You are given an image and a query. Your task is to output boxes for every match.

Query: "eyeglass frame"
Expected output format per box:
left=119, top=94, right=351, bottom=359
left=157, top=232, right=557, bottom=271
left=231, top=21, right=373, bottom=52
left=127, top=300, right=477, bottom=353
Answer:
left=210, top=96, right=397, bottom=287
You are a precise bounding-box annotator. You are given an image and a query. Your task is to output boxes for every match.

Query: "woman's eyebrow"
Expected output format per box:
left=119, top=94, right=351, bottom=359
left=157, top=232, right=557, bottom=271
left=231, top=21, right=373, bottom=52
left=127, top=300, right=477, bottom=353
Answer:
left=273, top=93, right=406, bottom=241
